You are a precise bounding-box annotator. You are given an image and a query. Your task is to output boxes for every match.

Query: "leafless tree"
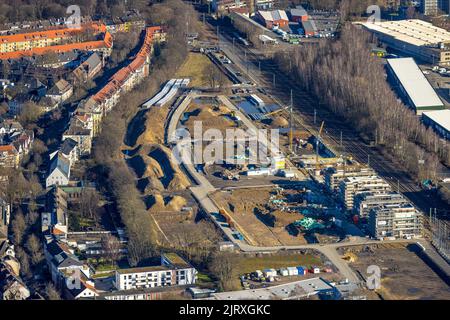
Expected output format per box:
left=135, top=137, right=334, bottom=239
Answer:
left=101, top=234, right=122, bottom=264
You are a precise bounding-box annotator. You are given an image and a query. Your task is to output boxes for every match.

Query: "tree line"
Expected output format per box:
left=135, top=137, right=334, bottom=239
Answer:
left=91, top=0, right=200, bottom=267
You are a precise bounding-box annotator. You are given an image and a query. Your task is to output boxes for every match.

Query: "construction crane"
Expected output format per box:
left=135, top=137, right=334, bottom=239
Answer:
left=264, top=107, right=287, bottom=117
left=289, top=89, right=293, bottom=152
left=315, top=121, right=325, bottom=173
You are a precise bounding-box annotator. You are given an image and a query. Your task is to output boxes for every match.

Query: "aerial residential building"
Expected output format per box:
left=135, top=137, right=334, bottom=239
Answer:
left=44, top=240, right=91, bottom=288
left=46, top=79, right=73, bottom=105
left=324, top=165, right=375, bottom=193
left=0, top=198, right=10, bottom=239
left=359, top=19, right=450, bottom=66
left=62, top=122, right=92, bottom=156
left=386, top=57, right=444, bottom=115
left=422, top=109, right=450, bottom=140
left=339, top=176, right=392, bottom=209
left=46, top=153, right=71, bottom=188
left=368, top=203, right=423, bottom=239
left=64, top=272, right=99, bottom=300
left=255, top=0, right=275, bottom=10
left=49, top=138, right=78, bottom=166
left=88, top=27, right=163, bottom=117
left=0, top=23, right=113, bottom=60
left=42, top=187, right=69, bottom=238
left=353, top=192, right=409, bottom=218
left=420, top=0, right=439, bottom=15
left=0, top=262, right=30, bottom=300
left=105, top=10, right=146, bottom=34
left=114, top=253, right=197, bottom=291
left=72, top=52, right=103, bottom=82
left=0, top=145, right=19, bottom=168
left=212, top=0, right=248, bottom=14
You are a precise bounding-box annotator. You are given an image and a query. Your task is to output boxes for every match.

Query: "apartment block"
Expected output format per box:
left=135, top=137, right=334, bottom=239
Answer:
left=114, top=253, right=197, bottom=291
left=324, top=166, right=375, bottom=193
left=0, top=23, right=113, bottom=60
left=353, top=192, right=409, bottom=218
left=339, top=176, right=392, bottom=209
left=420, top=0, right=439, bottom=15
left=369, top=204, right=423, bottom=239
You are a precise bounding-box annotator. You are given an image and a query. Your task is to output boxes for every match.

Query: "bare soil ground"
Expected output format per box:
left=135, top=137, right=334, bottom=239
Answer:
left=342, top=243, right=450, bottom=300
left=211, top=188, right=308, bottom=246
left=183, top=102, right=237, bottom=135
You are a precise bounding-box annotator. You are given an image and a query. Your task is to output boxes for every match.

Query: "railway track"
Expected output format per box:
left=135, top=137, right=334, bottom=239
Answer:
left=217, top=25, right=450, bottom=218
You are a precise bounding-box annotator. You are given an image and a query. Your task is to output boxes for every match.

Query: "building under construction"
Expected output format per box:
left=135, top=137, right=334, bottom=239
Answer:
left=324, top=165, right=375, bottom=193
left=339, top=176, right=392, bottom=210
left=353, top=192, right=409, bottom=218
left=368, top=204, right=423, bottom=240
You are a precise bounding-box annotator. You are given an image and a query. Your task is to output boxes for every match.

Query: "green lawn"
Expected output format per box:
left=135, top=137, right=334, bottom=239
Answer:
left=230, top=253, right=322, bottom=290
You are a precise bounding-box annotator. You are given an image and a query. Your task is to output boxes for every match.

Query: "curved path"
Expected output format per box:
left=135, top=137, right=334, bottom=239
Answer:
left=163, top=90, right=450, bottom=285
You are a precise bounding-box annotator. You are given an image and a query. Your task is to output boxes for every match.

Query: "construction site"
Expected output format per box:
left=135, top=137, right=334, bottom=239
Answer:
left=211, top=181, right=346, bottom=246
left=338, top=243, right=450, bottom=300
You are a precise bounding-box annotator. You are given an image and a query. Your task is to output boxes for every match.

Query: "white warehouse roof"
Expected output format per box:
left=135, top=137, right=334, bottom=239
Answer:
left=358, top=19, right=450, bottom=46
left=258, top=10, right=289, bottom=22
left=387, top=58, right=443, bottom=109
left=422, top=109, right=450, bottom=132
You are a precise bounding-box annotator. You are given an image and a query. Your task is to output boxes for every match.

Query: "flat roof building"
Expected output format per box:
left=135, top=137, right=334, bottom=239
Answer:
left=353, top=192, right=409, bottom=218
left=114, top=253, right=197, bottom=291
left=422, top=109, right=450, bottom=140
left=257, top=10, right=289, bottom=29
left=369, top=203, right=423, bottom=240
left=359, top=19, right=450, bottom=66
left=386, top=57, right=444, bottom=115
left=339, top=176, right=392, bottom=209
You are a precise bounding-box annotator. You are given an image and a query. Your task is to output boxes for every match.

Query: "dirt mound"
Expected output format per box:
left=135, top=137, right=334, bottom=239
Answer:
left=272, top=116, right=289, bottom=127
left=147, top=193, right=187, bottom=212
left=136, top=106, right=169, bottom=146
left=166, top=195, right=187, bottom=211
left=184, top=104, right=235, bottom=133
left=270, top=210, right=302, bottom=227
left=143, top=156, right=164, bottom=178
left=147, top=145, right=190, bottom=191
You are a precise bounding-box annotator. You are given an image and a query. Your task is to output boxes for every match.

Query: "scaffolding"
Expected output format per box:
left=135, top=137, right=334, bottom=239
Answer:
left=430, top=212, right=450, bottom=263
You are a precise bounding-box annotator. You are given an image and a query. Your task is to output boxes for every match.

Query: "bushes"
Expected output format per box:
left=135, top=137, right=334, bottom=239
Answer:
left=91, top=0, right=199, bottom=266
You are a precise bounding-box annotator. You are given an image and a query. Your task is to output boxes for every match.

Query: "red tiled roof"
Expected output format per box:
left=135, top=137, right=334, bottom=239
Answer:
left=0, top=23, right=112, bottom=60
left=92, top=26, right=162, bottom=105
left=0, top=145, right=17, bottom=155
left=0, top=22, right=105, bottom=44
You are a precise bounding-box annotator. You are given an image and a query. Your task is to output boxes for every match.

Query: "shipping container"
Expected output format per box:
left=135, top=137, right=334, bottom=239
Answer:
left=263, top=269, right=277, bottom=277
left=296, top=266, right=305, bottom=275
left=287, top=267, right=298, bottom=276
left=280, top=268, right=289, bottom=276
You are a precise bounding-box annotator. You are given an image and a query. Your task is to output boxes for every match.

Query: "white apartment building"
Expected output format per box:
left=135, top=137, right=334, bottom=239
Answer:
left=114, top=253, right=197, bottom=291
left=353, top=192, right=409, bottom=218
left=339, top=176, right=392, bottom=209
left=324, top=166, right=375, bottom=193
left=369, top=204, right=423, bottom=240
